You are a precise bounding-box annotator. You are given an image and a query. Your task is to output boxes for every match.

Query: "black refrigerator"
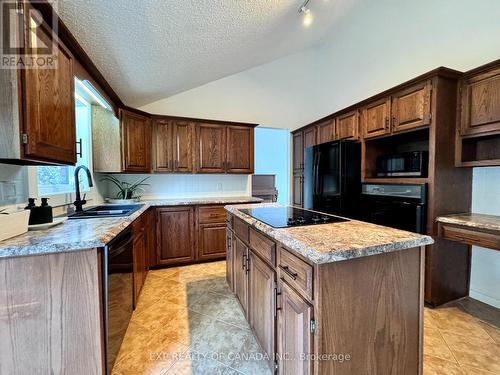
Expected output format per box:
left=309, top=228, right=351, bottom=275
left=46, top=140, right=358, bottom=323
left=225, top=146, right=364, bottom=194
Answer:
left=303, top=140, right=361, bottom=217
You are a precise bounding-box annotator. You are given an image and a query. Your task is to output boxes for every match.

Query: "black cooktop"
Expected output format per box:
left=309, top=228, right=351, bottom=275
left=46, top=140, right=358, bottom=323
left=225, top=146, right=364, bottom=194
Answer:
left=240, top=206, right=349, bottom=228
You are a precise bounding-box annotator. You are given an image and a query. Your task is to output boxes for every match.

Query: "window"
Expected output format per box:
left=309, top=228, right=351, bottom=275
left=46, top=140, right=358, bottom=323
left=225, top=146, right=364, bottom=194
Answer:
left=37, top=93, right=92, bottom=195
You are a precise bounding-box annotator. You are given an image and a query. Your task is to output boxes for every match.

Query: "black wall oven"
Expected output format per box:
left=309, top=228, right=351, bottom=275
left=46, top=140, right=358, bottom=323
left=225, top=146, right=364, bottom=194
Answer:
left=360, top=183, right=426, bottom=233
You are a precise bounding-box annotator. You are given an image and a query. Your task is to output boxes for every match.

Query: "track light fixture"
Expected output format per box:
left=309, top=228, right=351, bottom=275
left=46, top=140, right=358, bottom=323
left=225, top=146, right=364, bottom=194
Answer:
left=298, top=0, right=313, bottom=27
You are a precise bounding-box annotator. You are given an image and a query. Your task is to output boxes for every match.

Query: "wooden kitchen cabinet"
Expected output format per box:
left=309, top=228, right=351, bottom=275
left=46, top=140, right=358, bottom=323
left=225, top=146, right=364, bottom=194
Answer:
left=292, top=131, right=304, bottom=173
left=277, top=280, right=313, bottom=375
left=248, top=251, right=276, bottom=366
left=156, top=207, right=196, bottom=266
left=458, top=64, right=500, bottom=136
left=362, top=97, right=392, bottom=139
left=154, top=119, right=194, bottom=172
left=226, top=125, right=254, bottom=173
left=316, top=120, right=334, bottom=145
left=198, top=224, right=226, bottom=260
left=292, top=174, right=303, bottom=207
left=21, top=5, right=76, bottom=165
left=336, top=111, right=359, bottom=140
left=303, top=126, right=317, bottom=148
left=233, top=236, right=249, bottom=316
left=391, top=81, right=432, bottom=133
left=195, top=123, right=227, bottom=173
left=121, top=110, right=152, bottom=172
left=226, top=228, right=234, bottom=290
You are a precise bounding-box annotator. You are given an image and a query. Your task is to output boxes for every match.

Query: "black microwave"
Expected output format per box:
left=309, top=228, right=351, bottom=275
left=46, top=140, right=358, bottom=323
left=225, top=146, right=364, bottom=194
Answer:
left=376, top=151, right=428, bottom=177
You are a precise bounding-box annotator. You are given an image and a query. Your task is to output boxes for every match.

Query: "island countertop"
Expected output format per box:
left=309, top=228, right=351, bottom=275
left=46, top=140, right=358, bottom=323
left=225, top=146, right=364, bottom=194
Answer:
left=0, top=196, right=262, bottom=259
left=225, top=203, right=434, bottom=264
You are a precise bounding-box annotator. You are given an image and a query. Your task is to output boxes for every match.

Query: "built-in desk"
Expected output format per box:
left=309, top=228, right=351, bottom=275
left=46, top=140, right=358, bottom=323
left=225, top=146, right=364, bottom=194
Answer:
left=436, top=213, right=500, bottom=251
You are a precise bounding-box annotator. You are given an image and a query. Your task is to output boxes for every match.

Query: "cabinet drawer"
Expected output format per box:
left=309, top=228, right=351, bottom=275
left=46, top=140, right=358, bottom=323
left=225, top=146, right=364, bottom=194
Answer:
left=439, top=224, right=500, bottom=250
left=234, top=217, right=249, bottom=244
left=249, top=228, right=276, bottom=266
left=199, top=205, right=226, bottom=224
left=278, top=247, right=313, bottom=301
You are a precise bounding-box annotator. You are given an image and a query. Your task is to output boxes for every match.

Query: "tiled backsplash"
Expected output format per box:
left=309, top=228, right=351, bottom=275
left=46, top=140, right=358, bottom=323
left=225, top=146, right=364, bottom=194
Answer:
left=0, top=164, right=28, bottom=206
left=98, top=173, right=251, bottom=200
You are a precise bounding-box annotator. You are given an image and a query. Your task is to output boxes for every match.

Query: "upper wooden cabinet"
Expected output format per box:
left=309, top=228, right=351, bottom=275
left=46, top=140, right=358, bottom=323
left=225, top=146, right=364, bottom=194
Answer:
left=303, top=126, right=317, bottom=148
left=121, top=110, right=152, bottom=172
left=153, top=119, right=193, bottom=172
left=362, top=97, right=392, bottom=139
left=391, top=81, right=432, bottom=133
left=226, top=126, right=254, bottom=173
left=195, top=123, right=254, bottom=174
left=458, top=65, right=500, bottom=136
left=292, top=131, right=304, bottom=173
left=316, top=120, right=334, bottom=145
left=195, top=123, right=227, bottom=173
left=0, top=3, right=76, bottom=165
left=336, top=111, right=359, bottom=140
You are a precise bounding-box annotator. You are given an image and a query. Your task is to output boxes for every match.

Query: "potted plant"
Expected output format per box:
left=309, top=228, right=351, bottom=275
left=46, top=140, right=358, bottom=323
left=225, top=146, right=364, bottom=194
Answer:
left=101, top=176, right=150, bottom=204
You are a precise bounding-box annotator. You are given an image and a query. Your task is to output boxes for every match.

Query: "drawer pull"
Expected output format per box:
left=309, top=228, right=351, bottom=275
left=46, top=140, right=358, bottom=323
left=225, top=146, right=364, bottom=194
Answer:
left=280, top=265, right=298, bottom=280
left=242, top=253, right=247, bottom=270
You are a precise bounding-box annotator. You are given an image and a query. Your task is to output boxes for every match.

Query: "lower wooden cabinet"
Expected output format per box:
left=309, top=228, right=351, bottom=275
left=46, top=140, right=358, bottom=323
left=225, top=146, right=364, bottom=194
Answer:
left=226, top=228, right=234, bottom=290
left=157, top=207, right=196, bottom=266
left=198, top=223, right=226, bottom=260
left=277, top=280, right=314, bottom=375
left=233, top=236, right=249, bottom=316
left=248, top=251, right=276, bottom=365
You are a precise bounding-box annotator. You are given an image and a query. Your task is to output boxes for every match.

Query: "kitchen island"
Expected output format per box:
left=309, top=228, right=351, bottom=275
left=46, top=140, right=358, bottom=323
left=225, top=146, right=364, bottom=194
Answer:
left=225, top=203, right=433, bottom=375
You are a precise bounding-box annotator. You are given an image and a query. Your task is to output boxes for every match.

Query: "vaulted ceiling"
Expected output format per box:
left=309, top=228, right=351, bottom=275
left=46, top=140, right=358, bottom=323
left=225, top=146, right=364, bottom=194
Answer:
left=57, top=0, right=355, bottom=107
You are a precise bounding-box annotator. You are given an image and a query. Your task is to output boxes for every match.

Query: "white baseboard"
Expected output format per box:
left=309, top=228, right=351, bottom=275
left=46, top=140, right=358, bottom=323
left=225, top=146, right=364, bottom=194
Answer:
left=469, top=289, right=500, bottom=309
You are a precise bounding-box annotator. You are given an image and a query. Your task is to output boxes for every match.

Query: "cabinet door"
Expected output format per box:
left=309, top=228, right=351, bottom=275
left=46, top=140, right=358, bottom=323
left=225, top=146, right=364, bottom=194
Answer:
left=195, top=123, right=226, bottom=173
left=157, top=207, right=195, bottom=265
left=459, top=66, right=500, bottom=136
left=392, top=81, right=432, bottom=133
left=292, top=131, right=304, bottom=173
left=362, top=98, right=391, bottom=139
left=233, top=236, right=248, bottom=316
left=226, top=229, right=234, bottom=290
left=153, top=119, right=173, bottom=172
left=145, top=209, right=157, bottom=269
left=122, top=110, right=151, bottom=172
left=303, top=127, right=317, bottom=148
left=336, top=111, right=359, bottom=140
left=133, top=230, right=145, bottom=307
left=316, top=120, right=334, bottom=144
left=22, top=12, right=76, bottom=165
left=226, top=126, right=254, bottom=173
left=198, top=223, right=226, bottom=260
left=248, top=251, right=276, bottom=365
left=172, top=120, right=194, bottom=172
left=277, top=281, right=313, bottom=375
left=293, top=174, right=303, bottom=207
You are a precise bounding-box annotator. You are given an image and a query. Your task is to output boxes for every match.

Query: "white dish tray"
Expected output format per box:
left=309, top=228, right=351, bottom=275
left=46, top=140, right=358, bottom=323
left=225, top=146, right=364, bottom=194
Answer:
left=28, top=217, right=68, bottom=231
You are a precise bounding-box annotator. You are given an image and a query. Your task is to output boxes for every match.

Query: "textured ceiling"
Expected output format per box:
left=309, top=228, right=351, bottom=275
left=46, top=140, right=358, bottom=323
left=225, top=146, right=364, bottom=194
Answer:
left=57, top=0, right=354, bottom=107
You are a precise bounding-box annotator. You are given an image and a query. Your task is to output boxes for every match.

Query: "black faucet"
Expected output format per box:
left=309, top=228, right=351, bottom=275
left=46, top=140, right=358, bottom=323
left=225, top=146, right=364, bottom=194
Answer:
left=74, top=165, right=94, bottom=212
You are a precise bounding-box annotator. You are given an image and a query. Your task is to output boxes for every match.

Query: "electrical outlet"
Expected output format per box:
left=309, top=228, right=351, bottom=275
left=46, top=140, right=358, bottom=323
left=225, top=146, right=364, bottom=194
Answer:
left=217, top=183, right=222, bottom=191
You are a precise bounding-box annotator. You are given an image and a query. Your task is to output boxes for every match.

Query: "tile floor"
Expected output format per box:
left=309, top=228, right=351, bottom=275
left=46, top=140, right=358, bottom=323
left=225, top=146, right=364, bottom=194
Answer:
left=111, top=261, right=500, bottom=375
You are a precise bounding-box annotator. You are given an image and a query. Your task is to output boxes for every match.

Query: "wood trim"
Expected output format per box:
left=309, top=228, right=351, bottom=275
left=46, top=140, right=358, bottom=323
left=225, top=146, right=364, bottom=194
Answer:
left=438, top=222, right=500, bottom=250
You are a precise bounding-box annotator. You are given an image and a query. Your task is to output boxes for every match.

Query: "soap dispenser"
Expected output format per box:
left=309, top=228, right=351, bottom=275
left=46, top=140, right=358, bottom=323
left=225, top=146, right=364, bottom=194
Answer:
left=39, top=198, right=53, bottom=224
left=24, top=198, right=37, bottom=225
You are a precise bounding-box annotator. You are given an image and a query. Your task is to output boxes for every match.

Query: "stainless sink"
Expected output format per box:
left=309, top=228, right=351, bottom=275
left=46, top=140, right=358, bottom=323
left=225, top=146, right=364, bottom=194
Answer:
left=68, top=204, right=144, bottom=219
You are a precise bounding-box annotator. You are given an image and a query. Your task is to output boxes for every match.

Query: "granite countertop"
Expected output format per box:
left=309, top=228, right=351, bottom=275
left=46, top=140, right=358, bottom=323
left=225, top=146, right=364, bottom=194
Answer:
left=436, top=213, right=500, bottom=233
left=0, top=196, right=262, bottom=259
left=225, top=203, right=434, bottom=264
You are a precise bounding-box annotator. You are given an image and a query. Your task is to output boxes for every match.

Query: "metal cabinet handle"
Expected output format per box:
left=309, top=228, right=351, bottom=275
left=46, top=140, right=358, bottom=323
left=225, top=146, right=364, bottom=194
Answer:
left=385, top=117, right=389, bottom=128
left=242, top=253, right=247, bottom=270
left=279, top=265, right=298, bottom=280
